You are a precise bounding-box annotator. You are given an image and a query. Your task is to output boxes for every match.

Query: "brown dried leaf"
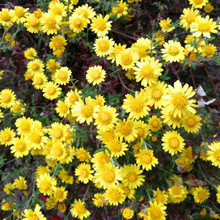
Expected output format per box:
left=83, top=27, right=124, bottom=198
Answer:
left=185, top=179, right=203, bottom=187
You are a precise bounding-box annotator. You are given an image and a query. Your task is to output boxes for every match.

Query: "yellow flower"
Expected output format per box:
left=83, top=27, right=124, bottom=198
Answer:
left=86, top=65, right=106, bottom=85
left=3, top=183, right=14, bottom=195
left=134, top=57, right=163, bottom=86
left=207, top=142, right=220, bottom=168
left=94, top=163, right=122, bottom=189
left=179, top=7, right=200, bottom=30
left=104, top=185, right=126, bottom=206
left=121, top=164, right=145, bottom=189
left=1, top=200, right=14, bottom=211
left=13, top=176, right=27, bottom=190
left=46, top=59, right=60, bottom=73
left=107, top=43, right=127, bottom=63
left=50, top=141, right=67, bottom=161
left=94, top=36, right=115, bottom=57
left=69, top=13, right=88, bottom=33
left=147, top=201, right=167, bottom=220
left=75, top=147, right=91, bottom=162
left=24, top=12, right=42, bottom=34
left=13, top=6, right=28, bottom=24
left=0, top=127, right=15, bottom=146
left=54, top=67, right=71, bottom=85
left=75, top=163, right=94, bottom=184
left=92, top=193, right=104, bottom=207
left=22, top=204, right=46, bottom=220
left=94, top=105, right=118, bottom=131
left=43, top=81, right=62, bottom=100
left=122, top=207, right=134, bottom=219
left=161, top=40, right=185, bottom=63
left=168, top=184, right=188, bottom=203
left=189, top=0, right=208, bottom=8
left=161, top=108, right=182, bottom=129
left=0, top=89, right=16, bottom=108
left=42, top=12, right=62, bottom=35
left=53, top=186, right=68, bottom=202
left=65, top=89, right=81, bottom=107
left=27, top=59, right=44, bottom=75
left=182, top=113, right=202, bottom=133
left=115, top=119, right=138, bottom=143
left=32, top=73, right=48, bottom=90
left=91, top=151, right=111, bottom=168
left=122, top=90, right=149, bottom=119
left=0, top=8, right=14, bottom=28
left=145, top=81, right=168, bottom=109
left=200, top=43, right=217, bottom=57
left=135, top=149, right=158, bottom=171
left=58, top=169, right=74, bottom=184
left=190, top=15, right=217, bottom=38
left=163, top=80, right=197, bottom=118
left=91, top=14, right=112, bottom=37
left=192, top=186, right=210, bottom=203
left=105, top=138, right=128, bottom=157
left=36, top=173, right=57, bottom=196
left=131, top=37, right=155, bottom=61
left=48, top=1, right=67, bottom=18
left=162, top=131, right=185, bottom=155
left=70, top=199, right=90, bottom=220
left=148, top=115, right=163, bottom=132
left=74, top=4, right=95, bottom=20
left=72, top=96, right=99, bottom=125
left=10, top=137, right=30, bottom=158
left=204, top=3, right=214, bottom=13
left=24, top=48, right=37, bottom=60
left=160, top=18, right=175, bottom=32
left=15, top=116, right=33, bottom=136
left=57, top=202, right=67, bottom=213
left=153, top=188, right=169, bottom=204
left=55, top=100, right=70, bottom=118
left=116, top=48, right=138, bottom=70
left=49, top=35, right=67, bottom=52
left=111, top=0, right=128, bottom=18
left=135, top=120, right=150, bottom=143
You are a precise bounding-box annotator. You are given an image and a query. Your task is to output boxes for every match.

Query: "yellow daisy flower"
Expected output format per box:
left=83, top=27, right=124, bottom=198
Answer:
left=86, top=65, right=106, bottom=85
left=74, top=4, right=95, bottom=20
left=48, top=1, right=67, bottom=18
left=24, top=47, right=37, bottom=60
left=94, top=36, right=114, bottom=57
left=207, top=142, right=220, bottom=168
left=105, top=138, right=128, bottom=157
left=160, top=17, right=175, bottom=33
left=148, top=115, right=163, bottom=132
left=32, top=73, right=48, bottom=90
left=168, top=184, right=188, bottom=203
left=153, top=188, right=169, bottom=204
left=182, top=113, right=202, bottom=133
left=69, top=13, right=88, bottom=33
left=146, top=201, right=167, bottom=220
left=46, top=59, right=60, bottom=73
left=43, top=81, right=62, bottom=100
left=49, top=35, right=67, bottom=52
left=75, top=147, right=91, bottom=162
left=192, top=186, right=210, bottom=203
left=22, top=204, right=46, bottom=220
left=70, top=199, right=90, bottom=220
left=91, top=151, right=111, bottom=168
left=107, top=43, right=127, bottom=63
left=15, top=116, right=33, bottom=136
left=0, top=89, right=16, bottom=108
left=92, top=193, right=104, bottom=207
left=53, top=186, right=68, bottom=202
left=24, top=11, right=43, bottom=33
left=0, top=8, right=14, bottom=28
left=111, top=0, right=128, bottom=18
left=0, top=127, right=15, bottom=146
left=75, top=163, right=94, bottom=184
left=27, top=59, right=44, bottom=75
left=189, top=0, right=208, bottom=8
left=54, top=67, right=71, bottom=85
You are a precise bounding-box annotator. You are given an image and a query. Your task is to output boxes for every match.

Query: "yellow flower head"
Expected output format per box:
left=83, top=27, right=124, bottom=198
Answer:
left=207, top=142, right=220, bottom=168
left=75, top=163, right=94, bottom=184
left=192, top=186, right=210, bottom=203
left=189, top=0, right=208, bottom=9
left=160, top=17, right=175, bottom=32
left=0, top=89, right=16, bottom=109
left=86, top=65, right=106, bottom=85
left=94, top=36, right=115, bottom=57
left=70, top=199, right=90, bottom=220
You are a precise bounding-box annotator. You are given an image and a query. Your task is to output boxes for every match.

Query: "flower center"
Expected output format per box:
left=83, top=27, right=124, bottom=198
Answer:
left=141, top=153, right=152, bottom=164
left=31, top=63, right=40, bottom=71
left=109, top=189, right=121, bottom=201
left=2, top=94, right=11, bottom=102
left=80, top=169, right=88, bottom=178
left=130, top=99, right=144, bottom=113
left=151, top=120, right=159, bottom=128
left=29, top=214, right=38, bottom=220
left=91, top=70, right=101, bottom=80
left=21, top=123, right=30, bottom=132
left=30, top=18, right=38, bottom=27
left=169, top=46, right=179, bottom=56
left=137, top=46, right=148, bottom=57
left=46, top=17, right=56, bottom=29
left=214, top=149, right=220, bottom=161
left=81, top=105, right=93, bottom=118
left=59, top=103, right=68, bottom=114
left=115, top=5, right=125, bottom=13
left=172, top=185, right=182, bottom=196
left=187, top=14, right=195, bottom=24
left=172, top=93, right=187, bottom=108
left=74, top=18, right=82, bottom=27
left=127, top=172, right=137, bottom=182
left=32, top=134, right=42, bottom=144
left=197, top=191, right=207, bottom=201
left=193, top=0, right=203, bottom=4
left=98, top=111, right=112, bottom=125
left=152, top=89, right=162, bottom=99
left=121, top=123, right=132, bottom=136
left=198, top=22, right=210, bottom=32
left=55, top=189, right=63, bottom=198
left=15, top=8, right=25, bottom=18
left=1, top=11, right=11, bottom=21
left=149, top=207, right=162, bottom=219
left=96, top=20, right=107, bottom=31
left=16, top=142, right=26, bottom=152
left=36, top=77, right=43, bottom=85
left=137, top=128, right=144, bottom=138
left=98, top=40, right=110, bottom=52
left=58, top=71, right=68, bottom=81
left=102, top=170, right=115, bottom=183
left=13, top=103, right=21, bottom=112
left=3, top=133, right=11, bottom=141
left=52, top=128, right=63, bottom=139
left=121, top=53, right=133, bottom=66
left=75, top=203, right=86, bottom=215
left=141, top=65, right=154, bottom=78
left=47, top=87, right=56, bottom=95
left=54, top=147, right=63, bottom=157
left=186, top=118, right=196, bottom=127
left=169, top=138, right=179, bottom=149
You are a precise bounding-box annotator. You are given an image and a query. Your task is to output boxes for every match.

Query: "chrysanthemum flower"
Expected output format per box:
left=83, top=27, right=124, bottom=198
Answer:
left=58, top=169, right=74, bottom=184
left=32, top=73, right=48, bottom=90
left=42, top=12, right=62, bottom=35
left=122, top=90, right=149, bottom=119
left=146, top=201, right=167, bottom=220
left=190, top=15, right=217, bottom=38
left=131, top=38, right=155, bottom=61
left=161, top=108, right=182, bottom=129
left=135, top=149, right=158, bottom=171
left=60, top=146, right=75, bottom=164
left=134, top=57, right=163, bottom=86
left=54, top=67, right=71, bottom=85
left=27, top=59, right=44, bottom=75
left=115, top=119, right=138, bottom=143
left=1, top=200, right=14, bottom=211
left=22, top=204, right=46, bottom=220
left=111, top=0, right=128, bottom=18
left=75, top=147, right=91, bottom=162
left=75, top=163, right=94, bottom=184
left=50, top=141, right=67, bottom=161
left=0, top=8, right=14, bottom=28
left=12, top=6, right=28, bottom=24
left=116, top=48, right=138, bottom=70
left=13, top=176, right=27, bottom=190
left=70, top=199, right=90, bottom=220
left=148, top=115, right=163, bottom=132
left=65, top=89, right=81, bottom=107
left=182, top=113, right=202, bottom=133
left=55, top=100, right=70, bottom=118
left=91, top=14, right=112, bottom=37
left=200, top=43, right=217, bottom=57
left=0, top=89, right=16, bottom=108
left=107, top=43, right=127, bottom=63
left=24, top=48, right=37, bottom=60
left=207, top=142, right=220, bottom=168
left=135, top=120, right=150, bottom=142
left=145, top=81, right=167, bottom=109
left=46, top=59, right=60, bottom=73
left=161, top=40, right=185, bottom=63
left=74, top=4, right=95, bottom=20
left=10, top=137, right=30, bottom=158
left=180, top=7, right=200, bottom=30
left=43, top=81, right=61, bottom=100
left=122, top=207, right=134, bottom=219
left=37, top=173, right=57, bottom=196
left=72, top=96, right=99, bottom=125
left=93, top=193, right=104, bottom=207
left=168, top=184, right=188, bottom=203
left=15, top=116, right=33, bottom=136
left=0, top=128, right=15, bottom=146
left=69, top=13, right=88, bottom=33
left=204, top=2, right=214, bottom=13
left=121, top=164, right=145, bottom=189
left=48, top=122, right=65, bottom=141
left=94, top=36, right=114, bottom=57
left=53, top=186, right=68, bottom=202
left=192, top=186, right=210, bottom=203
left=153, top=188, right=169, bottom=204
left=91, top=151, right=111, bottom=168
left=160, top=18, right=175, bottom=32
left=163, top=80, right=197, bottom=118
left=24, top=12, right=43, bottom=33
left=125, top=68, right=135, bottom=80
left=48, top=1, right=67, bottom=18
left=189, top=0, right=208, bottom=8
left=104, top=185, right=126, bottom=206
left=119, top=184, right=135, bottom=200
left=86, top=65, right=106, bottom=85
left=49, top=35, right=67, bottom=52
left=162, top=131, right=185, bottom=155
left=105, top=138, right=128, bottom=157
left=3, top=183, right=14, bottom=195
